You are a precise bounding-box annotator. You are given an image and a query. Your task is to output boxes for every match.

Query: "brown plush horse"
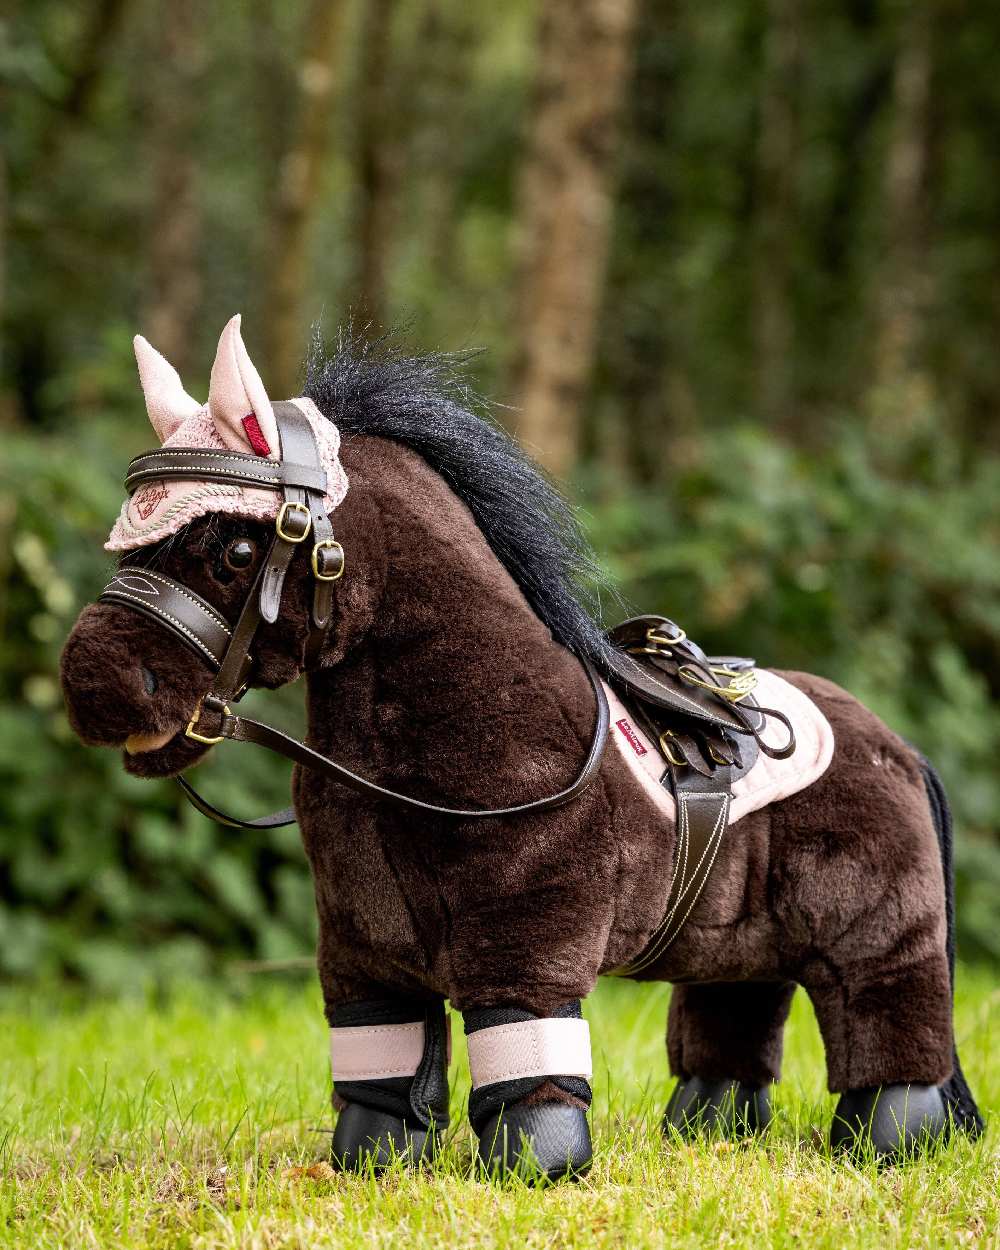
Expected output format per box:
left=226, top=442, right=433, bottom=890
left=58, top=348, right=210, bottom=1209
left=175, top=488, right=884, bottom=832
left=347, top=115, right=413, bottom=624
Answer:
left=60, top=319, right=983, bottom=1181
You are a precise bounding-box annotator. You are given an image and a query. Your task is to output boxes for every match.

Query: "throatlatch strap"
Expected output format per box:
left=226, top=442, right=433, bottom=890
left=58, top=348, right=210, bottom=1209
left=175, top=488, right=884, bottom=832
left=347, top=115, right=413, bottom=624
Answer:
left=467, top=1017, right=592, bottom=1088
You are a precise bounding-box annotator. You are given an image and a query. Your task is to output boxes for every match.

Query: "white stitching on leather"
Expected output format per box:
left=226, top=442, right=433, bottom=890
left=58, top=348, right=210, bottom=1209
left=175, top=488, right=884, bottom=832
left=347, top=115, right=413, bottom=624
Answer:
left=133, top=569, right=231, bottom=633
left=626, top=792, right=729, bottom=973
left=662, top=795, right=729, bottom=942
left=129, top=465, right=283, bottom=484
left=129, top=449, right=265, bottom=463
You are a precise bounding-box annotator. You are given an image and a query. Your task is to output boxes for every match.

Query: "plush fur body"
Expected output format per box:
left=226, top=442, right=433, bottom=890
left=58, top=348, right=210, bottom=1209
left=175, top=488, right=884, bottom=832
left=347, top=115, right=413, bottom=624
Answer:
left=294, top=437, right=954, bottom=1094
left=60, top=335, right=982, bottom=1169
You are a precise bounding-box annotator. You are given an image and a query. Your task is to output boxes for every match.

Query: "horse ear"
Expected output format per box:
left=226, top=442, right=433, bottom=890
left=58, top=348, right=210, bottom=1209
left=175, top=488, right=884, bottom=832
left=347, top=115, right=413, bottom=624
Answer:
left=133, top=336, right=202, bottom=443
left=207, top=315, right=280, bottom=458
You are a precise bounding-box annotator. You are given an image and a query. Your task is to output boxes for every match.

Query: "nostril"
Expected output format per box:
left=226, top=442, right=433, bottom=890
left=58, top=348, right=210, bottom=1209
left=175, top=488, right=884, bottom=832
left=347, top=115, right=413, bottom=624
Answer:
left=141, top=666, right=158, bottom=695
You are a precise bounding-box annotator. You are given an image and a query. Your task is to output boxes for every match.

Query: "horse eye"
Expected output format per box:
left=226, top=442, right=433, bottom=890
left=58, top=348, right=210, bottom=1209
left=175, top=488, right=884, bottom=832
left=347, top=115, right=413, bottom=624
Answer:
left=224, top=539, right=256, bottom=571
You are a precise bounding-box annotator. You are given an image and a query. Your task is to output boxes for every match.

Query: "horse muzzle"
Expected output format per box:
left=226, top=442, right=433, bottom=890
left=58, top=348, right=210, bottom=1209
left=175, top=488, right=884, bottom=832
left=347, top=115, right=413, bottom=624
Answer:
left=60, top=600, right=213, bottom=763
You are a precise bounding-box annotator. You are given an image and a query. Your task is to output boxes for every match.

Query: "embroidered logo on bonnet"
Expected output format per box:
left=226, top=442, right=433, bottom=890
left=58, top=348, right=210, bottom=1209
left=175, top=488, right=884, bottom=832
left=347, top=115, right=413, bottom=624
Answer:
left=106, top=314, right=349, bottom=552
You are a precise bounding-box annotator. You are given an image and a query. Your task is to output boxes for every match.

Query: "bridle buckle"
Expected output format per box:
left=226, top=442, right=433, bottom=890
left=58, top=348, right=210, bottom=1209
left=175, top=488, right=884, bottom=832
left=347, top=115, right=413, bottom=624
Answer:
left=275, top=501, right=311, bottom=542
left=185, top=697, right=232, bottom=745
left=311, top=539, right=345, bottom=581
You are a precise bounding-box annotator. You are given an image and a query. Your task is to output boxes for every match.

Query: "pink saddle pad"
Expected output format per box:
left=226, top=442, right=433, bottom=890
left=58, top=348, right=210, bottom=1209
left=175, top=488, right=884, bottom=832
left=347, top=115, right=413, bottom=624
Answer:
left=606, top=669, right=834, bottom=825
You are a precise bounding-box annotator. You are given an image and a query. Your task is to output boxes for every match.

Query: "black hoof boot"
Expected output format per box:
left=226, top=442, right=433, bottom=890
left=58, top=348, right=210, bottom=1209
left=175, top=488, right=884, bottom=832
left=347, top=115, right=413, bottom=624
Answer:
left=663, top=1076, right=773, bottom=1139
left=831, top=1084, right=949, bottom=1163
left=331, top=1103, right=434, bottom=1172
left=478, top=1102, right=593, bottom=1183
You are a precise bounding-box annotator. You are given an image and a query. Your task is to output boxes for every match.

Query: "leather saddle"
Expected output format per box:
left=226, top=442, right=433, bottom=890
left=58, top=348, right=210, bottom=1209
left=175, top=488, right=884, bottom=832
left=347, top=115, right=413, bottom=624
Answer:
left=603, top=615, right=796, bottom=975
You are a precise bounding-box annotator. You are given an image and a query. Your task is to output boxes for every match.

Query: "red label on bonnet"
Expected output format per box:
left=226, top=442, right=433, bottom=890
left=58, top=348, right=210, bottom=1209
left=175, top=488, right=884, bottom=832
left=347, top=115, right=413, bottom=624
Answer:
left=615, top=718, right=647, bottom=757
left=241, top=412, right=272, bottom=457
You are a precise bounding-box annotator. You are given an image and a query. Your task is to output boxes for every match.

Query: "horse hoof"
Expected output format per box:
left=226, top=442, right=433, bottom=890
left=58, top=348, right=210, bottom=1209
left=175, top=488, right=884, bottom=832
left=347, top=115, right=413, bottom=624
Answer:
left=331, top=1103, right=433, bottom=1172
left=831, top=1084, right=949, bottom=1162
left=478, top=1102, right=592, bottom=1182
left=663, top=1076, right=773, bottom=1139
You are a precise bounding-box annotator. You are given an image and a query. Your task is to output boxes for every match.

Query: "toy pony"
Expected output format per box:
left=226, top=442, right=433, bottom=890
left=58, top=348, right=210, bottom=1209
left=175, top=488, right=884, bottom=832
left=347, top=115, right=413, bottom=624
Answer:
left=61, top=317, right=983, bottom=1180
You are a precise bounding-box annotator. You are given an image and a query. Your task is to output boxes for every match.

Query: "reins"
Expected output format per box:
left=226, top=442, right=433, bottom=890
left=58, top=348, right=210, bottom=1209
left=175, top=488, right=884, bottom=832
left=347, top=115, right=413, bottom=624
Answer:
left=174, top=656, right=609, bottom=829
left=100, top=400, right=794, bottom=837
left=100, top=400, right=611, bottom=827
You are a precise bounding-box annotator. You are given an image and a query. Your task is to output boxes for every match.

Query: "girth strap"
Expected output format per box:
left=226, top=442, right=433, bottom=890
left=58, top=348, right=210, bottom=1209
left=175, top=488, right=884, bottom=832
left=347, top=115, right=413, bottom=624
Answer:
left=606, top=616, right=780, bottom=974
left=613, top=770, right=731, bottom=976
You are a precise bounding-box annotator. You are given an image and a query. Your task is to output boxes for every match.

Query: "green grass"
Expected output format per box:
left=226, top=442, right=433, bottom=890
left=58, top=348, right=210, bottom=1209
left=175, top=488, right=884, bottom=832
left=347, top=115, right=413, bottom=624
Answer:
left=1, top=969, right=996, bottom=1249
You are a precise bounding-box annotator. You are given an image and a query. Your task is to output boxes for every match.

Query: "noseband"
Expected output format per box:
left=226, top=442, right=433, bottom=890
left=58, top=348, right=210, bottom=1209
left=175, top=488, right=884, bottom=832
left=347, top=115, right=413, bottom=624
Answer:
left=99, top=400, right=611, bottom=827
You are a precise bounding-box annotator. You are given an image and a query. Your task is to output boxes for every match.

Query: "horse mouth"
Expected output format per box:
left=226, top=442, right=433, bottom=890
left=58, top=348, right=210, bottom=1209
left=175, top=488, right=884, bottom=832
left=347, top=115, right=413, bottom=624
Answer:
left=125, top=726, right=184, bottom=754
left=124, top=705, right=200, bottom=754
left=121, top=706, right=212, bottom=779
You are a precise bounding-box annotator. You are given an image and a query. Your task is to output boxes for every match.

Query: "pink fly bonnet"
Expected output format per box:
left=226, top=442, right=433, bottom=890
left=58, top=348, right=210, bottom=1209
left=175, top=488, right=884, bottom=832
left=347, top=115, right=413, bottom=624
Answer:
left=106, top=315, right=349, bottom=552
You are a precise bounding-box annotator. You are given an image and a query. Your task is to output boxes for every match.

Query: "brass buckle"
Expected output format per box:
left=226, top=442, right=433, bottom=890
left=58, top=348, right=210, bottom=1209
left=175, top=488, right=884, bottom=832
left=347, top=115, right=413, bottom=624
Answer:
left=647, top=625, right=686, bottom=648
left=311, top=538, right=345, bottom=581
left=185, top=699, right=232, bottom=745
left=275, top=501, right=311, bottom=542
left=658, top=730, right=687, bottom=767
left=678, top=663, right=757, bottom=704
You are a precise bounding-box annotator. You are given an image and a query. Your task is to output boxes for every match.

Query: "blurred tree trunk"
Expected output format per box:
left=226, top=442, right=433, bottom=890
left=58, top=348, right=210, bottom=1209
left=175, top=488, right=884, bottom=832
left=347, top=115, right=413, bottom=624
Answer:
left=264, top=0, right=347, bottom=395
left=0, top=73, right=7, bottom=409
left=408, top=1, right=474, bottom=283
left=249, top=0, right=294, bottom=175
left=597, top=0, right=695, bottom=483
left=33, top=0, right=131, bottom=171
left=753, top=0, right=801, bottom=427
left=812, top=6, right=891, bottom=415
left=511, top=0, right=637, bottom=479
left=143, top=0, right=202, bottom=374
left=873, top=3, right=933, bottom=405
left=355, top=0, right=399, bottom=327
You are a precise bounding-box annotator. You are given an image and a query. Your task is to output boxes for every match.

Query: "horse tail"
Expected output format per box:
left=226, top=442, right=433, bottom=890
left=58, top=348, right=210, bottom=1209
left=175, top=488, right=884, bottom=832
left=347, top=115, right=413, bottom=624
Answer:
left=919, top=754, right=985, bottom=1137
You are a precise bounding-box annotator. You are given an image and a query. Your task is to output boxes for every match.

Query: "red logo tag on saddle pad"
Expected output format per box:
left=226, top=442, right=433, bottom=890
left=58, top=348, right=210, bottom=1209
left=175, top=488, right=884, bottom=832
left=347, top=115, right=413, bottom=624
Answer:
left=615, top=718, right=647, bottom=757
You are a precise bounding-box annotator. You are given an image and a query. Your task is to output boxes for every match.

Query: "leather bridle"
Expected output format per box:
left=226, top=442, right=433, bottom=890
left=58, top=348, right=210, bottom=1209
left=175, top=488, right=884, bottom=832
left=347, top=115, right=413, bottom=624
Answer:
left=100, top=400, right=611, bottom=828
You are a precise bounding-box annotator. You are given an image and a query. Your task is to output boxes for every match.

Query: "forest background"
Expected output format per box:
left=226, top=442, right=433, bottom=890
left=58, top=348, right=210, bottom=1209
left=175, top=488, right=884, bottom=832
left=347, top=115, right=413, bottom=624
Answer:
left=1, top=0, right=998, bottom=987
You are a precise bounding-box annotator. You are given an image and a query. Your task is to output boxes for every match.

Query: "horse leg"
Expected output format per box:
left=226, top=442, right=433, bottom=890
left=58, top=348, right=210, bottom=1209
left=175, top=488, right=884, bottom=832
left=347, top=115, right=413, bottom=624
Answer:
left=803, top=951, right=955, bottom=1161
left=326, top=991, right=450, bottom=1172
left=664, top=980, right=795, bottom=1138
left=463, top=1000, right=594, bottom=1182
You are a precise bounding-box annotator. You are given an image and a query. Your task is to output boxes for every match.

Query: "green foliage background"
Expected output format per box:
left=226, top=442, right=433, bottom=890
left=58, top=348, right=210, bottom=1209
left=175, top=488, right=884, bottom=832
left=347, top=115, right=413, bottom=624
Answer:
left=1, top=1, right=999, bottom=984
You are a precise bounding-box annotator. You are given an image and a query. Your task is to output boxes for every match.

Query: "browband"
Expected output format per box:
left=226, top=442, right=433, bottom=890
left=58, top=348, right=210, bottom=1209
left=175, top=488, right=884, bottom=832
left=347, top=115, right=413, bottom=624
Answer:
left=124, top=449, right=328, bottom=496
left=101, top=399, right=611, bottom=827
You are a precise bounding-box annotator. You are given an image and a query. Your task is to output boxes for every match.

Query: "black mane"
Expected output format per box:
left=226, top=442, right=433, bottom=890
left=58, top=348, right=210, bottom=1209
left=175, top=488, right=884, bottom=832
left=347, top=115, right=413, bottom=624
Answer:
left=304, top=328, right=617, bottom=664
